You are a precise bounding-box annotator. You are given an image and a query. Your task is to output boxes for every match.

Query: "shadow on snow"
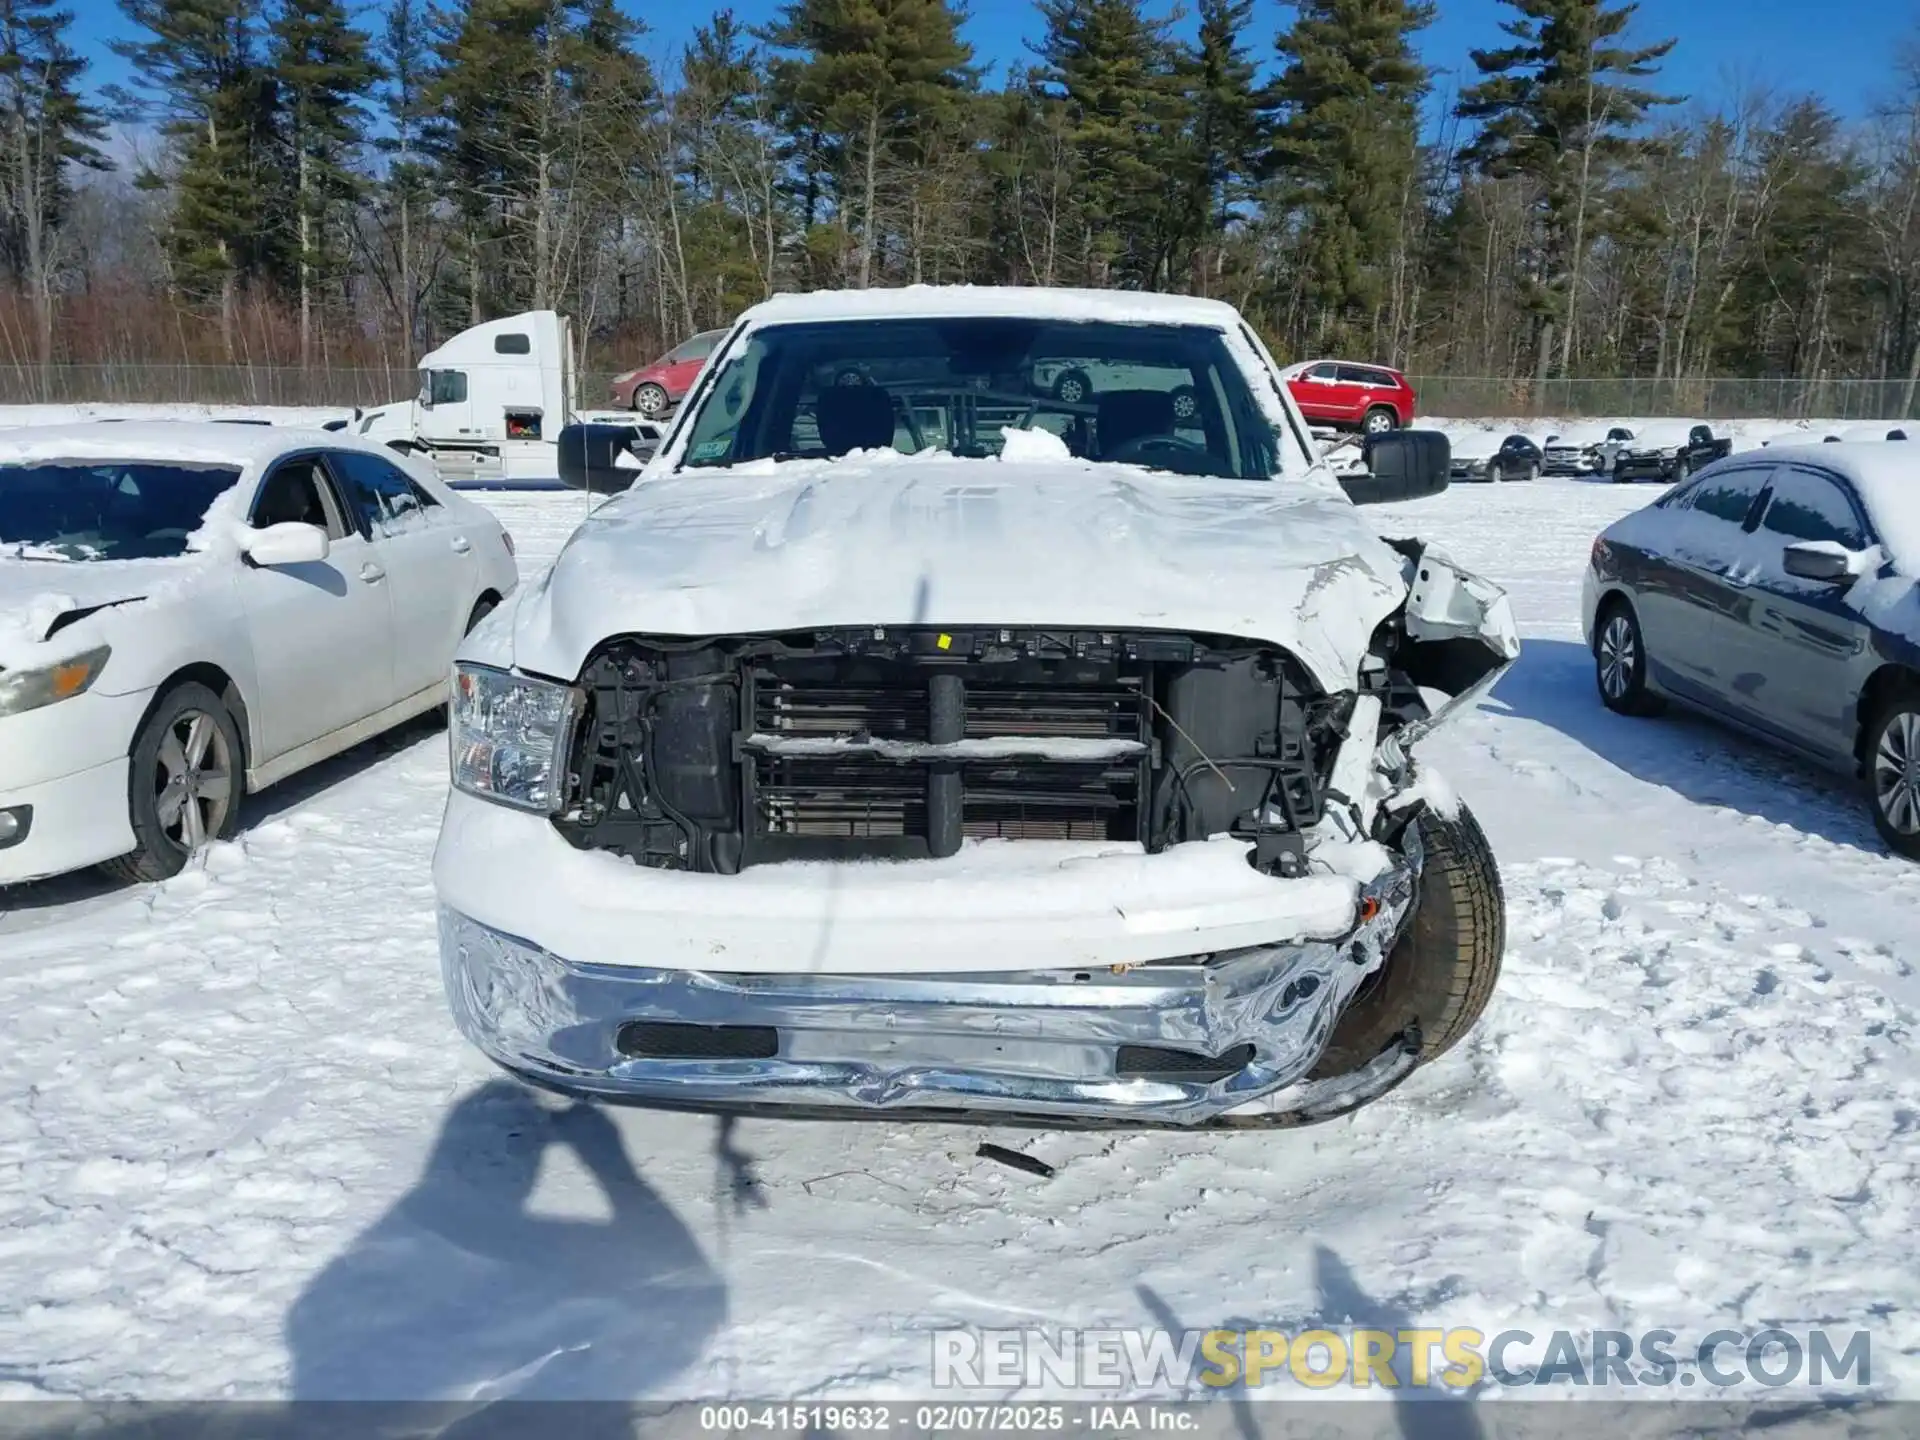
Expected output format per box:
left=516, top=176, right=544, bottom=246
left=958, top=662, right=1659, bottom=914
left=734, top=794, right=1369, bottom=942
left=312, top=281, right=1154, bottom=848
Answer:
left=284, top=1079, right=727, bottom=1401
left=1489, top=638, right=1888, bottom=856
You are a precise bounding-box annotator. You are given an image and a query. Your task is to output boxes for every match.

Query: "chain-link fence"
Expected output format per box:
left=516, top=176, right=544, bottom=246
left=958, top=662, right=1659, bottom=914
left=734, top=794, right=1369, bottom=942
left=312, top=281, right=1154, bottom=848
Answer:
left=0, top=362, right=647, bottom=412
left=1405, top=375, right=1920, bottom=422
left=0, top=363, right=418, bottom=408
left=3, top=360, right=1918, bottom=421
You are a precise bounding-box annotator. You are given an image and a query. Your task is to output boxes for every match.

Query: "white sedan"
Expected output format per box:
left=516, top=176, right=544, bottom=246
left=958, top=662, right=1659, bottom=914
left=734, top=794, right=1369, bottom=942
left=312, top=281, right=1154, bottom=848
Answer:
left=0, top=423, right=518, bottom=884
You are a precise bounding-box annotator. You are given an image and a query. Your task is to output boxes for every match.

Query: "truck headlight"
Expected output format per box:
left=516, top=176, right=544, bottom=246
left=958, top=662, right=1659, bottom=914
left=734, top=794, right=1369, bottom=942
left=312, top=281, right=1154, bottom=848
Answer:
left=0, top=645, right=111, bottom=719
left=450, top=662, right=581, bottom=812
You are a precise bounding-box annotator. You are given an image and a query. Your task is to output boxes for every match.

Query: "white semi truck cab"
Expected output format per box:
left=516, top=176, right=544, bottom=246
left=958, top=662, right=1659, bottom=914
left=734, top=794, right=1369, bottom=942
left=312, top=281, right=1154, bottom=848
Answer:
left=358, top=310, right=660, bottom=488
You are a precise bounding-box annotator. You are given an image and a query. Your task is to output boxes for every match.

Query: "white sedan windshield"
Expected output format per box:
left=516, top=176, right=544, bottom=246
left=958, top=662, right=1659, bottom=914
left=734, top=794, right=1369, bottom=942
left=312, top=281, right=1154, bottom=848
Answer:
left=678, top=317, right=1287, bottom=481
left=0, top=460, right=240, bottom=561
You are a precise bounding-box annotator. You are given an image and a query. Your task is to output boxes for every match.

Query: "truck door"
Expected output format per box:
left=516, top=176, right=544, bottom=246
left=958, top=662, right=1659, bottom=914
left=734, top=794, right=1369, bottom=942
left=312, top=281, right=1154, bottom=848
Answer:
left=419, top=367, right=475, bottom=443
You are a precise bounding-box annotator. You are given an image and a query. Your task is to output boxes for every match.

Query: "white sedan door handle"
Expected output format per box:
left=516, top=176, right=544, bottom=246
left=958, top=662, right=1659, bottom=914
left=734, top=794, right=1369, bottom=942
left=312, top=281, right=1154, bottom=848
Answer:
left=360, top=562, right=386, bottom=583
left=450, top=534, right=471, bottom=554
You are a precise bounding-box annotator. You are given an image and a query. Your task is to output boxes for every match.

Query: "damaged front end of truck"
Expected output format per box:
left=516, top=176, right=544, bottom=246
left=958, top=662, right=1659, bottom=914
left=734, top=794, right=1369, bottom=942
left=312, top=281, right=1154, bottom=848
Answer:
left=437, top=536, right=1517, bottom=1129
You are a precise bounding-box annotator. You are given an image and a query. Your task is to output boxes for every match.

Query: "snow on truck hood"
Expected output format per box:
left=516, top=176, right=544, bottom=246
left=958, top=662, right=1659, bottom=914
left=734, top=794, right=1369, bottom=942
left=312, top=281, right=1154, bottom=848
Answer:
left=504, top=454, right=1414, bottom=693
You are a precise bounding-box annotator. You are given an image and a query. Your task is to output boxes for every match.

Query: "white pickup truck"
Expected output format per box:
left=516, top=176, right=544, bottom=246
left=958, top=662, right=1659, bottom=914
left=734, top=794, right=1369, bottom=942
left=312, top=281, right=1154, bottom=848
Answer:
left=356, top=311, right=662, bottom=488
left=435, top=284, right=1519, bottom=1130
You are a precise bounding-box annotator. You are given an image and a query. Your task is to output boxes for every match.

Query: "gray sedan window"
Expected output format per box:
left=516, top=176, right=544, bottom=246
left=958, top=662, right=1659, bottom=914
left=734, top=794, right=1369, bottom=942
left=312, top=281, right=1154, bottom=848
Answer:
left=1757, top=469, right=1867, bottom=550
left=1683, top=468, right=1770, bottom=526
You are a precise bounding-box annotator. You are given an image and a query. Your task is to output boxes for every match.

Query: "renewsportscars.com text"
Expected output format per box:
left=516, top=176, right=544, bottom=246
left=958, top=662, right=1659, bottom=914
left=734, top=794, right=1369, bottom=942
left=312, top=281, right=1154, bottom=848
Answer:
left=930, top=1326, right=1872, bottom=1392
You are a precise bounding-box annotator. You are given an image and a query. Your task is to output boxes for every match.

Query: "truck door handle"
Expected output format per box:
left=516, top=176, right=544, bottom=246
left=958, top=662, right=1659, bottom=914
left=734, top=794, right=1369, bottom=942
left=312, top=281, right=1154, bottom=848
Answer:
left=450, top=535, right=471, bottom=554
left=360, top=562, right=386, bottom=583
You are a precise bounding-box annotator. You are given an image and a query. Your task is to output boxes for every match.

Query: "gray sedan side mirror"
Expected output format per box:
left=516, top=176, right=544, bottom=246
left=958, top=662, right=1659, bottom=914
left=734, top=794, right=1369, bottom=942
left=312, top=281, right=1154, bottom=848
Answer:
left=1782, top=542, right=1859, bottom=583
left=1339, top=430, right=1451, bottom=505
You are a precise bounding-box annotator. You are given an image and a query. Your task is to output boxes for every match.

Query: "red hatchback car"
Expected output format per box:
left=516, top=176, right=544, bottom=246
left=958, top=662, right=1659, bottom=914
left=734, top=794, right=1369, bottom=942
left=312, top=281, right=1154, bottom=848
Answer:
left=610, top=328, right=729, bottom=417
left=1282, top=360, right=1417, bottom=433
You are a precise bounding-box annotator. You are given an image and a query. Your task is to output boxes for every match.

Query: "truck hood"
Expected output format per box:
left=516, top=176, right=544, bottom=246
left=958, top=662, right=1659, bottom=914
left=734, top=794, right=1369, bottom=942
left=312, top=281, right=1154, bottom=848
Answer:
left=504, top=455, right=1414, bottom=692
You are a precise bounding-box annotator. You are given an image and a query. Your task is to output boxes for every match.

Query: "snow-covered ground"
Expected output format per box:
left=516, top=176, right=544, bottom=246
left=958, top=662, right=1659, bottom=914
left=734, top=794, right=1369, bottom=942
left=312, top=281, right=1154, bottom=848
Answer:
left=1, top=473, right=1916, bottom=1407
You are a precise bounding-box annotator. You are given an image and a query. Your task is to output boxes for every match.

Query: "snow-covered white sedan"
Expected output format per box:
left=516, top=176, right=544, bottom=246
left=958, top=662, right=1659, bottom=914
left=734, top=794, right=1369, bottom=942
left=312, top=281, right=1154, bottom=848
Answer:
left=0, top=423, right=517, bottom=885
left=435, top=287, right=1519, bottom=1131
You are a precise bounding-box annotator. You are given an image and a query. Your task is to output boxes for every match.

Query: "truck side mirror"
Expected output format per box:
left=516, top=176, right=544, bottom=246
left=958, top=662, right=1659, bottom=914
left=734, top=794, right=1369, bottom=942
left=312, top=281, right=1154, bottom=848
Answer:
left=558, top=422, right=655, bottom=494
left=1340, top=430, right=1451, bottom=505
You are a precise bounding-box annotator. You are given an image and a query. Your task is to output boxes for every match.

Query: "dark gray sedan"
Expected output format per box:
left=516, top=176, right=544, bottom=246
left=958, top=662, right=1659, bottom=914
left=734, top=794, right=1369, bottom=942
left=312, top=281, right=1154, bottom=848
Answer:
left=1582, top=444, right=1920, bottom=856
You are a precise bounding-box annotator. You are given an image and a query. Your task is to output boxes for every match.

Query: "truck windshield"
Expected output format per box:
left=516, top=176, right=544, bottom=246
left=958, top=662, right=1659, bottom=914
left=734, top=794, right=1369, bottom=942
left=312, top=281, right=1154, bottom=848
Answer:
left=677, top=317, right=1284, bottom=481
left=0, top=461, right=241, bottom=561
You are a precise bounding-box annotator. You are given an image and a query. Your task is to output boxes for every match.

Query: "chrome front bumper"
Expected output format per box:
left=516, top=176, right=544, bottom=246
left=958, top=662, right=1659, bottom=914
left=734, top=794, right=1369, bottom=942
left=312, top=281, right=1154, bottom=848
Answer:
left=438, top=848, right=1422, bottom=1128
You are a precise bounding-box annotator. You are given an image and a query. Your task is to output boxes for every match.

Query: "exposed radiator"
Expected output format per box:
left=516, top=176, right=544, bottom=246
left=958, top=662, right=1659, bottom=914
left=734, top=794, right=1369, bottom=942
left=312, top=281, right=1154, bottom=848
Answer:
left=747, top=670, right=1149, bottom=855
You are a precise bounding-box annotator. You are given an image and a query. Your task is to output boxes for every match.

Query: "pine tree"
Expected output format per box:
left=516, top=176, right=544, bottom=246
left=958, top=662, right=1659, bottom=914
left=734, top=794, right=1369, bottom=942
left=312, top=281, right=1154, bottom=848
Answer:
left=112, top=0, right=287, bottom=350
left=1456, top=0, right=1678, bottom=377
left=1724, top=100, right=1869, bottom=381
left=1266, top=0, right=1433, bottom=356
left=679, top=13, right=784, bottom=301
left=0, top=0, right=108, bottom=367
left=424, top=0, right=649, bottom=320
left=1034, top=0, right=1182, bottom=286
left=271, top=0, right=375, bottom=367
left=762, top=0, right=976, bottom=286
left=1182, top=0, right=1260, bottom=248
left=978, top=72, right=1077, bottom=285
left=370, top=0, right=433, bottom=350
left=418, top=0, right=497, bottom=324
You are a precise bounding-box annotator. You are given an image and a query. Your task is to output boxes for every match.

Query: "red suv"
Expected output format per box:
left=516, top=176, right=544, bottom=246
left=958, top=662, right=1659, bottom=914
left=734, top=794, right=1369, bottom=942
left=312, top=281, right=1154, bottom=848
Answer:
left=610, top=328, right=729, bottom=416
left=1282, top=360, right=1416, bottom=433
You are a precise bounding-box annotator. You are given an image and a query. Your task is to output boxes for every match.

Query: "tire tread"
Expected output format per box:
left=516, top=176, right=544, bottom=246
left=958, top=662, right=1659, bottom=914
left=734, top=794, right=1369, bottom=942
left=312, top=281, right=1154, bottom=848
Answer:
left=1310, top=803, right=1506, bottom=1078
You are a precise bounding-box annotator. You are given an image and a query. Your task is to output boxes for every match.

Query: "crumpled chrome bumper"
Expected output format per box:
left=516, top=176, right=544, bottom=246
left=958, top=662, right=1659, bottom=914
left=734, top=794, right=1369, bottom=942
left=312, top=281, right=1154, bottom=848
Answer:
left=438, top=846, right=1422, bottom=1128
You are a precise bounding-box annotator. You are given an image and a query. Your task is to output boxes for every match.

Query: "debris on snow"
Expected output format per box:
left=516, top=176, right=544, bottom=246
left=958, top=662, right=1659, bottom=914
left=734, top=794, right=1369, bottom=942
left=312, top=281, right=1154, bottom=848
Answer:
left=977, top=1144, right=1057, bottom=1179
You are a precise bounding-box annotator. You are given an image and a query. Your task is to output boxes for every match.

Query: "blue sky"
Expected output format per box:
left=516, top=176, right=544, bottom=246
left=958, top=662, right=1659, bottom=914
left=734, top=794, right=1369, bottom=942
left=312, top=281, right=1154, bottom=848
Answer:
left=80, top=0, right=1916, bottom=125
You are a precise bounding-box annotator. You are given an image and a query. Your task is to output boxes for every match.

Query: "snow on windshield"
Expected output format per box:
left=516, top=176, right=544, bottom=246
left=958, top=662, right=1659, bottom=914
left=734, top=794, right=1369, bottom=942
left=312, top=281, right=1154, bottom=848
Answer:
left=671, top=316, right=1295, bottom=483
left=0, top=460, right=243, bottom=563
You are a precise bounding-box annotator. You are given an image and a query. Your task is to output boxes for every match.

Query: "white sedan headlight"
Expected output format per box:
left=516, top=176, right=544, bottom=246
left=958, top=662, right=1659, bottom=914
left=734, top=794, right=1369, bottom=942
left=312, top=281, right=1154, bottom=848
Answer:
left=450, top=663, right=581, bottom=812
left=0, top=644, right=111, bottom=719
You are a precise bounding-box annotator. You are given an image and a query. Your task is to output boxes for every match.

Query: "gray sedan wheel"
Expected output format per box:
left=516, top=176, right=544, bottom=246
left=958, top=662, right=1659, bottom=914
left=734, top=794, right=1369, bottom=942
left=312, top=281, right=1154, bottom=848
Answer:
left=1595, top=599, right=1665, bottom=717
left=1867, top=697, right=1920, bottom=860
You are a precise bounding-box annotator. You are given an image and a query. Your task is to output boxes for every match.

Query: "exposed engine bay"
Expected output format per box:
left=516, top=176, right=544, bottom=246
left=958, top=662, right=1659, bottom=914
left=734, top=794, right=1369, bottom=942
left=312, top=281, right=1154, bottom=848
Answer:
left=552, top=544, right=1513, bottom=879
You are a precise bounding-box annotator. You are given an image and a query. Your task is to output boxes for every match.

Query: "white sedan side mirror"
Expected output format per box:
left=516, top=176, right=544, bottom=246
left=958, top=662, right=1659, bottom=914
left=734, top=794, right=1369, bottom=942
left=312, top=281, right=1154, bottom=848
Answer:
left=244, top=522, right=331, bottom=566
